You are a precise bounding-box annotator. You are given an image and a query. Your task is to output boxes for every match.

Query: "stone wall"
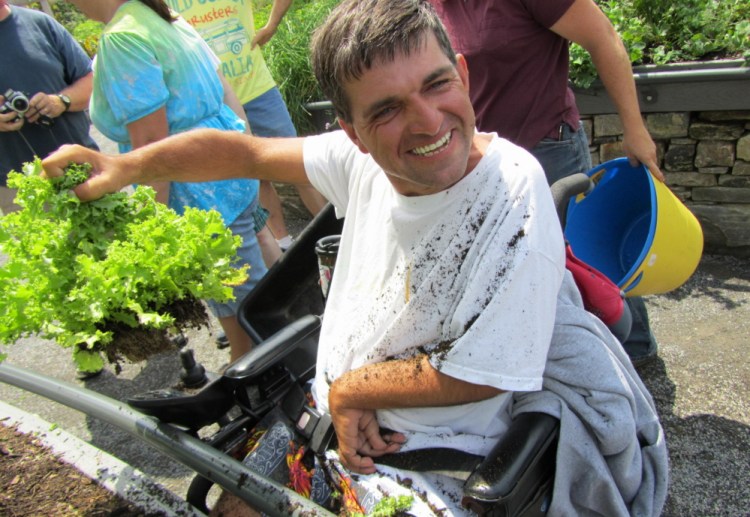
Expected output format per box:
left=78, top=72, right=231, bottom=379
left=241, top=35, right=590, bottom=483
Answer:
left=581, top=110, right=750, bottom=257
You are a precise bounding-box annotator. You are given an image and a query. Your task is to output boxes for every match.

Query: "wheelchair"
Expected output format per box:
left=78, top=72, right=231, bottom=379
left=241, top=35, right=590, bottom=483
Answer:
left=127, top=172, right=629, bottom=516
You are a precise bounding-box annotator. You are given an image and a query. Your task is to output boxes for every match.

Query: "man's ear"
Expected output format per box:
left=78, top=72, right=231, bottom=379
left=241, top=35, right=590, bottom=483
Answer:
left=338, top=118, right=370, bottom=155
left=456, top=54, right=470, bottom=90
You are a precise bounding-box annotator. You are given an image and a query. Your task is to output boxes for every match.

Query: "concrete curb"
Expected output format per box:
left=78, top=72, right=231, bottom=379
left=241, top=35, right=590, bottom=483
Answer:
left=0, top=400, right=205, bottom=517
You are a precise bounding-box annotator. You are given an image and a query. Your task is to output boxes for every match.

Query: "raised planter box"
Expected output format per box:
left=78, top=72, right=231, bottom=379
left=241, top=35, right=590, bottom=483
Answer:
left=574, top=59, right=750, bottom=114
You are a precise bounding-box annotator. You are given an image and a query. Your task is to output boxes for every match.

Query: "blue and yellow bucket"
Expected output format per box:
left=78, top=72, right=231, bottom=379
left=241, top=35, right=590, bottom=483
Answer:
left=564, top=158, right=703, bottom=297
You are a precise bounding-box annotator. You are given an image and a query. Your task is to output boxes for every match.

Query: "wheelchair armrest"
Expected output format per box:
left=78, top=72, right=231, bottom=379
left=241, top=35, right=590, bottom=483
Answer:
left=223, top=314, right=322, bottom=383
left=462, top=412, right=559, bottom=516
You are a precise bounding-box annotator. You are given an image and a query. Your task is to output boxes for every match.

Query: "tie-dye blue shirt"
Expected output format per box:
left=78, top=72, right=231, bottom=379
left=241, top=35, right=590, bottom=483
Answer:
left=90, top=0, right=258, bottom=225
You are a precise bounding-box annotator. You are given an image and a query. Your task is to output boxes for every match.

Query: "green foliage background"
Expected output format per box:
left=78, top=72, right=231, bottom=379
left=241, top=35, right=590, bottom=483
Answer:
left=569, top=0, right=750, bottom=87
left=253, top=0, right=340, bottom=134
left=28, top=1, right=102, bottom=57
left=27, top=0, right=750, bottom=126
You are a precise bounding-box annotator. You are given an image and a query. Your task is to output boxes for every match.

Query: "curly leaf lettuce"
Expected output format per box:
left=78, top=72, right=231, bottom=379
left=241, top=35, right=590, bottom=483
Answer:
left=0, top=159, right=248, bottom=370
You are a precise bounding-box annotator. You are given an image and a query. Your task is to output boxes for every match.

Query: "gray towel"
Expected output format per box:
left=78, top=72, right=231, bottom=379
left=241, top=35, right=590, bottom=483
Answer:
left=513, top=272, right=669, bottom=517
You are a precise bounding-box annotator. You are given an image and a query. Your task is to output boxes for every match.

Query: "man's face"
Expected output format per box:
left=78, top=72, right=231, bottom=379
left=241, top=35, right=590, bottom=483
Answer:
left=338, top=34, right=480, bottom=197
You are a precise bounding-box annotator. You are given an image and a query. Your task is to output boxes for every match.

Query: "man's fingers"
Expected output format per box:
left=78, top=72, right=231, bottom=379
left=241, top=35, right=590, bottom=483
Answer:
left=72, top=177, right=107, bottom=203
left=357, top=439, right=403, bottom=459
left=41, top=144, right=90, bottom=177
left=41, top=145, right=118, bottom=202
left=381, top=431, right=407, bottom=445
left=647, top=161, right=665, bottom=183
left=339, top=448, right=376, bottom=474
left=627, top=154, right=665, bottom=183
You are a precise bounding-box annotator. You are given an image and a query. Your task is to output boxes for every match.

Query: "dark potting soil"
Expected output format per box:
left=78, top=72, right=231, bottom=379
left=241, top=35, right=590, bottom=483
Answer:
left=0, top=421, right=163, bottom=517
left=102, top=297, right=209, bottom=373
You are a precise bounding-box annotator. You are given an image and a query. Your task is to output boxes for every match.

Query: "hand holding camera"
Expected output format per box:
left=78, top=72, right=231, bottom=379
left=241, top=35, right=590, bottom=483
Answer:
left=1, top=89, right=56, bottom=128
left=0, top=90, right=27, bottom=132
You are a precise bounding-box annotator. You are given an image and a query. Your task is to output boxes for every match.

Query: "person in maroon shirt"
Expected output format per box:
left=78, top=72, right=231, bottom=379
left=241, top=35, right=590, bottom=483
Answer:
left=431, top=0, right=661, bottom=363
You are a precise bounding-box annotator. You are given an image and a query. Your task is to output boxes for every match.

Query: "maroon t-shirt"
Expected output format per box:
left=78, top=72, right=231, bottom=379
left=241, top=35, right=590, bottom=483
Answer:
left=430, top=0, right=580, bottom=150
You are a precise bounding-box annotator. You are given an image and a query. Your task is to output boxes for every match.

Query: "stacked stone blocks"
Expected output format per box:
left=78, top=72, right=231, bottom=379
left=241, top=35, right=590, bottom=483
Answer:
left=582, top=111, right=750, bottom=255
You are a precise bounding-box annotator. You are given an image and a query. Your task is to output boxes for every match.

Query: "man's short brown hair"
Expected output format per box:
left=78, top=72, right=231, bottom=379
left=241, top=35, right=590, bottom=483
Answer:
left=311, top=0, right=457, bottom=124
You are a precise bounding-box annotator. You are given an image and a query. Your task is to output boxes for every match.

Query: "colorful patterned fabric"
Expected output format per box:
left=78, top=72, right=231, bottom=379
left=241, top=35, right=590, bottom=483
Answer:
left=240, top=407, right=466, bottom=515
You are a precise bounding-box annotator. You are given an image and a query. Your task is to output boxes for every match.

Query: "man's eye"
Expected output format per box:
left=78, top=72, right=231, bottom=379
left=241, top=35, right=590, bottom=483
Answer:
left=428, top=79, right=450, bottom=91
left=373, top=106, right=396, bottom=120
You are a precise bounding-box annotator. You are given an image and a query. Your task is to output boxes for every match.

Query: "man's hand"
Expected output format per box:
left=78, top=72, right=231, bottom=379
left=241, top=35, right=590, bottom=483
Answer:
left=0, top=98, right=24, bottom=132
left=327, top=354, right=502, bottom=474
left=26, top=92, right=66, bottom=124
left=42, top=144, right=128, bottom=202
left=623, top=126, right=665, bottom=182
left=330, top=406, right=405, bottom=474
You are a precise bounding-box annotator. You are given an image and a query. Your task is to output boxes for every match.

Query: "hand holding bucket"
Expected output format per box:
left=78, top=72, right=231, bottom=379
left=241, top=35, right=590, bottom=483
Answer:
left=564, top=158, right=703, bottom=297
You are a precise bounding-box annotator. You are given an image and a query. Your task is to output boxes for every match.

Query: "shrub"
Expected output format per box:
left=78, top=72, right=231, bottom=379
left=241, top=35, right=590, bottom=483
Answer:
left=28, top=1, right=102, bottom=57
left=570, top=0, right=750, bottom=88
left=254, top=0, right=340, bottom=134
left=71, top=19, right=103, bottom=58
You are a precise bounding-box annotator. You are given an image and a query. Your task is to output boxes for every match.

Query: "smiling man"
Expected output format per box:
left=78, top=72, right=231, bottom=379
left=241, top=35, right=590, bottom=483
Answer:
left=41, top=0, right=666, bottom=514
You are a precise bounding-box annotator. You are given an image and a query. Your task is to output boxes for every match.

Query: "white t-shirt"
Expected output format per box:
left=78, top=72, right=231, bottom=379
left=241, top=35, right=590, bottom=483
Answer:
left=303, top=131, right=565, bottom=455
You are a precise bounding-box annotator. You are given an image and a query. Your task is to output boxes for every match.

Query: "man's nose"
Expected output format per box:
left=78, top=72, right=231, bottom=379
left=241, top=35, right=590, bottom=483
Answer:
left=405, top=97, right=441, bottom=135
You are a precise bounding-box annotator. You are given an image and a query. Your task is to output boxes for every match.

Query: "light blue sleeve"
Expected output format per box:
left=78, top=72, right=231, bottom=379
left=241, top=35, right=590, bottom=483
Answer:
left=96, top=32, right=169, bottom=128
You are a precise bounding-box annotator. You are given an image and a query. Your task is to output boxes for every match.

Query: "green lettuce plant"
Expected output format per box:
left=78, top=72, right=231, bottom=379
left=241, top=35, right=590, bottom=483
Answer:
left=0, top=160, right=247, bottom=372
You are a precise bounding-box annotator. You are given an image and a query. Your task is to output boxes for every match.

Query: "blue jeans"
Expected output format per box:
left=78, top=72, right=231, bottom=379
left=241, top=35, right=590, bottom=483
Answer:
left=206, top=199, right=268, bottom=318
left=530, top=121, right=592, bottom=186
left=243, top=87, right=297, bottom=138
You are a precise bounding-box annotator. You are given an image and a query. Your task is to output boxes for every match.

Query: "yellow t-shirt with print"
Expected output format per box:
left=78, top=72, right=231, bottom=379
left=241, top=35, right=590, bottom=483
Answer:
left=168, top=0, right=276, bottom=104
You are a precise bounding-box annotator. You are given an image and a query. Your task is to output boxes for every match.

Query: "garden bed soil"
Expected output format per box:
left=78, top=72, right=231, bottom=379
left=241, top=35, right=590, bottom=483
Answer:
left=0, top=421, right=160, bottom=516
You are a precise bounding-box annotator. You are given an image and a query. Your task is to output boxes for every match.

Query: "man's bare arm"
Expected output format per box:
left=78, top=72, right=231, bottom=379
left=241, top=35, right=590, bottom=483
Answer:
left=330, top=354, right=502, bottom=410
left=551, top=0, right=664, bottom=181
left=42, top=129, right=310, bottom=202
left=328, top=354, right=503, bottom=473
left=252, top=0, right=293, bottom=48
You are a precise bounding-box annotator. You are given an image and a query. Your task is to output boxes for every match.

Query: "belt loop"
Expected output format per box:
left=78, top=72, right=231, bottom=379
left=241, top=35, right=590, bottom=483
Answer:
left=557, top=124, right=564, bottom=141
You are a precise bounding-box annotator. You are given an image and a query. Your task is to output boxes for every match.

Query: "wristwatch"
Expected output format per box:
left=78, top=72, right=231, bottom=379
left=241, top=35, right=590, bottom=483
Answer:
left=56, top=93, right=71, bottom=112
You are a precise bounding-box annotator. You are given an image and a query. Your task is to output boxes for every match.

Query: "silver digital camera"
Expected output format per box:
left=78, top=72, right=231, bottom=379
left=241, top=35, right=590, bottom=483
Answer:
left=1, top=89, right=30, bottom=116
left=2, top=88, right=54, bottom=126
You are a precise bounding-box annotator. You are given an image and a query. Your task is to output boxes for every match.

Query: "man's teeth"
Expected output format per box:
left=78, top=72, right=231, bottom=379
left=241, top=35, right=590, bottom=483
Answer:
left=412, top=132, right=451, bottom=156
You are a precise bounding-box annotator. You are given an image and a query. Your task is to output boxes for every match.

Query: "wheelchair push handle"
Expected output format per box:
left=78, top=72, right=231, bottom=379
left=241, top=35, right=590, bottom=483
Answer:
left=549, top=173, right=593, bottom=230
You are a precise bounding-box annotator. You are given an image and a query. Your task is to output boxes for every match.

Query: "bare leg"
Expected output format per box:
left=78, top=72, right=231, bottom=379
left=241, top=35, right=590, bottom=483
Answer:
left=219, top=315, right=253, bottom=363
left=259, top=180, right=289, bottom=240
left=255, top=225, right=282, bottom=267
left=295, top=184, right=327, bottom=216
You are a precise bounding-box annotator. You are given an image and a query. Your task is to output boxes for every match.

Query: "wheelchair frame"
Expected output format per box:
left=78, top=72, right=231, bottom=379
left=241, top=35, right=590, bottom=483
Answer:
left=0, top=173, right=617, bottom=517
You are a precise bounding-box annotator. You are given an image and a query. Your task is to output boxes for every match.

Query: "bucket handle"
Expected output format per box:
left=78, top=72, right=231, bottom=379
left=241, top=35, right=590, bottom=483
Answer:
left=572, top=168, right=608, bottom=204
left=622, top=271, right=644, bottom=294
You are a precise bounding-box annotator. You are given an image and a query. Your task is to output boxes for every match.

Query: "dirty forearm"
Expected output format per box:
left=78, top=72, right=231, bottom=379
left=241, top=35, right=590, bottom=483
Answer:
left=328, top=355, right=503, bottom=412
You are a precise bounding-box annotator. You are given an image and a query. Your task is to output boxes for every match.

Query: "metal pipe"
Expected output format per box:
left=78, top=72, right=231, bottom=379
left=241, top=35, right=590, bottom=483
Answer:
left=633, top=65, right=749, bottom=85
left=0, top=362, right=334, bottom=517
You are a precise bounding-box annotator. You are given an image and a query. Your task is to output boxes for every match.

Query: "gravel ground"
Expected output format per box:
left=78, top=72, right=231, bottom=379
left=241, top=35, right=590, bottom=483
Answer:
left=635, top=254, right=750, bottom=516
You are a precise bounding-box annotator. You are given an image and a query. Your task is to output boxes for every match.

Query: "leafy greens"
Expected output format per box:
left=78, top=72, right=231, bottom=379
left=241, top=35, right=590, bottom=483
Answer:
left=0, top=160, right=247, bottom=371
